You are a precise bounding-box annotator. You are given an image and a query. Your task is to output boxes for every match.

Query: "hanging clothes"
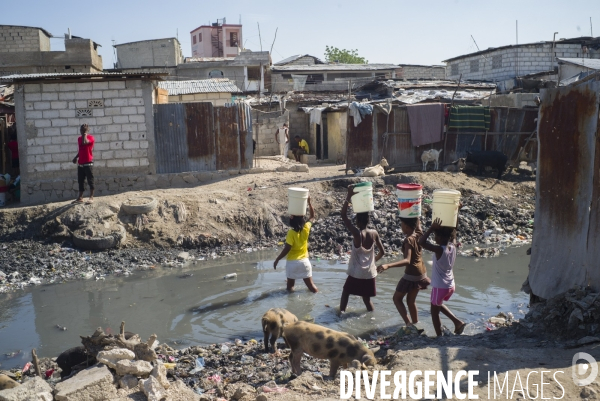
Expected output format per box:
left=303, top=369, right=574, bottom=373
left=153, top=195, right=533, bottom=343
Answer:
left=448, top=106, right=491, bottom=131
left=309, top=108, right=325, bottom=125
left=348, top=101, right=374, bottom=127
left=406, top=103, right=445, bottom=147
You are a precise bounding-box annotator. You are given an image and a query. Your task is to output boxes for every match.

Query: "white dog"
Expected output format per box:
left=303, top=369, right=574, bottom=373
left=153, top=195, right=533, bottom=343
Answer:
left=421, top=149, right=443, bottom=171
left=361, top=158, right=389, bottom=177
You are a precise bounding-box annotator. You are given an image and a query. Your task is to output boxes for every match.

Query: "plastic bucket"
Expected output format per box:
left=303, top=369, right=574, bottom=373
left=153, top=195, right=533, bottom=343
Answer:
left=432, top=189, right=461, bottom=227
left=288, top=187, right=309, bottom=216
left=351, top=182, right=374, bottom=213
left=396, top=183, right=423, bottom=218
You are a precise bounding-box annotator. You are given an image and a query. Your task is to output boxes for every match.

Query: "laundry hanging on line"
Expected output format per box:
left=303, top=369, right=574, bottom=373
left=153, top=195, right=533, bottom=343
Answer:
left=406, top=103, right=445, bottom=147
left=448, top=106, right=491, bottom=131
left=348, top=101, right=374, bottom=127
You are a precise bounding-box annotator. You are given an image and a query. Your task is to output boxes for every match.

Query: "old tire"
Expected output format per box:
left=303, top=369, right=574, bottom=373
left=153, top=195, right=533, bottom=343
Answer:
left=120, top=197, right=158, bottom=215
left=72, top=225, right=126, bottom=250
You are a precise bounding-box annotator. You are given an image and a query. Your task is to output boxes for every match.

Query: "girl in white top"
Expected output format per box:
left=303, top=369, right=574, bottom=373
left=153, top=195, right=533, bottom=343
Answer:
left=275, top=123, right=289, bottom=161
left=419, top=218, right=466, bottom=336
left=340, top=185, right=386, bottom=312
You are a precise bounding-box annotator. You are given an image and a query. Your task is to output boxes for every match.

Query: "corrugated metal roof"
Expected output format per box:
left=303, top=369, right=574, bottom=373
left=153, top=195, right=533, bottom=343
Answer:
left=185, top=57, right=236, bottom=63
left=558, top=58, right=600, bottom=70
left=0, top=72, right=168, bottom=81
left=272, top=63, right=398, bottom=72
left=158, top=79, right=241, bottom=95
left=274, top=54, right=324, bottom=66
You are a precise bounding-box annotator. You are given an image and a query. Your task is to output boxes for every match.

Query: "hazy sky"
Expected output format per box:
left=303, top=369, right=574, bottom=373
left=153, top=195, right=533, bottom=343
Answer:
left=4, top=0, right=598, bottom=68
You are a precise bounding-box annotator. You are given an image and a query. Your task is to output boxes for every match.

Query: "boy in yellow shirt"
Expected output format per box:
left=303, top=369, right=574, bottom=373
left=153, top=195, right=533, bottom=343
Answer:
left=274, top=197, right=318, bottom=293
left=291, top=135, right=309, bottom=162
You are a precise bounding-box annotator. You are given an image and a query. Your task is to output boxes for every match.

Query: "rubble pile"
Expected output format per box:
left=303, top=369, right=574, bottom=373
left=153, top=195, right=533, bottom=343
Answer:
left=520, top=286, right=600, bottom=342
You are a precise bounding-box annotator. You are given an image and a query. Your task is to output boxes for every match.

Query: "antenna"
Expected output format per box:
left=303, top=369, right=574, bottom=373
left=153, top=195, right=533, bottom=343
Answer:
left=257, top=22, right=263, bottom=51
left=515, top=20, right=519, bottom=77
left=470, top=35, right=481, bottom=51
left=239, top=14, right=241, bottom=25
left=591, top=17, right=594, bottom=37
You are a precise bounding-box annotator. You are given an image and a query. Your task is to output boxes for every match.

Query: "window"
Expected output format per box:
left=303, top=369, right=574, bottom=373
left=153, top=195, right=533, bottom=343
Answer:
left=230, top=32, right=238, bottom=47
left=470, top=59, right=479, bottom=73
left=209, top=69, right=224, bottom=78
left=451, top=64, right=459, bottom=76
left=193, top=35, right=197, bottom=44
left=198, top=33, right=202, bottom=42
left=492, top=55, right=502, bottom=69
left=247, top=66, right=261, bottom=80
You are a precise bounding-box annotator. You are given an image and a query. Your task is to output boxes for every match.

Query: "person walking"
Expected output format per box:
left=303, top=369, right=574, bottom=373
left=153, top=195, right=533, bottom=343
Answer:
left=275, top=123, right=289, bottom=161
left=72, top=124, right=95, bottom=203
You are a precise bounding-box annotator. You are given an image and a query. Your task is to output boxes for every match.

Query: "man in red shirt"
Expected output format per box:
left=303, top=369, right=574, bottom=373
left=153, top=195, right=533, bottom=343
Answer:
left=7, top=131, right=19, bottom=175
left=72, top=124, right=95, bottom=203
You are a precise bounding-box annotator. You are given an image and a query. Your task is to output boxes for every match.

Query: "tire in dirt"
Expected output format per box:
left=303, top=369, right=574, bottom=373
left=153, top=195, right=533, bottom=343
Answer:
left=120, top=197, right=158, bottom=215
left=72, top=225, right=127, bottom=250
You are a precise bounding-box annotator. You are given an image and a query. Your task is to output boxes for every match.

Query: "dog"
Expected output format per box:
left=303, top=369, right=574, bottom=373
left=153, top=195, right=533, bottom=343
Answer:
left=361, top=158, right=389, bottom=177
left=261, top=308, right=298, bottom=353
left=282, top=321, right=379, bottom=377
left=442, top=158, right=466, bottom=173
left=421, top=149, right=443, bottom=171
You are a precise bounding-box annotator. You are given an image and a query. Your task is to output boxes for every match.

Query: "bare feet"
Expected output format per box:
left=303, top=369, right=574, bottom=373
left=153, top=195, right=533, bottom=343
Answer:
left=455, top=322, right=466, bottom=335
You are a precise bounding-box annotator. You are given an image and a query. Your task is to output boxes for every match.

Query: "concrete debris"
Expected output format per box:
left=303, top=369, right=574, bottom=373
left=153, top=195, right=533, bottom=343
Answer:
left=177, top=252, right=190, bottom=261
left=0, top=375, right=19, bottom=390
left=139, top=376, right=165, bottom=401
left=0, top=377, right=52, bottom=401
left=114, top=360, right=153, bottom=377
left=118, top=374, right=139, bottom=390
left=151, top=362, right=169, bottom=389
left=54, top=365, right=117, bottom=401
left=96, top=348, right=136, bottom=369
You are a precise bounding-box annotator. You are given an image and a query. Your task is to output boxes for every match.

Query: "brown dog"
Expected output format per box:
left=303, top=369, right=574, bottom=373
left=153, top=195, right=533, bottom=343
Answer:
left=282, top=321, right=378, bottom=377
left=261, top=308, right=298, bottom=353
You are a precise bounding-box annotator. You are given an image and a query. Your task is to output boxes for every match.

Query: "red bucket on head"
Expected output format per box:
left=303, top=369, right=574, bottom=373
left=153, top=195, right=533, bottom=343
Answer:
left=396, top=183, right=423, bottom=218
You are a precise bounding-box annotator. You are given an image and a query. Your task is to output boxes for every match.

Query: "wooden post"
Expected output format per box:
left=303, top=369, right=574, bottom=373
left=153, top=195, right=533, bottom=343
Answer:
left=32, top=349, right=42, bottom=378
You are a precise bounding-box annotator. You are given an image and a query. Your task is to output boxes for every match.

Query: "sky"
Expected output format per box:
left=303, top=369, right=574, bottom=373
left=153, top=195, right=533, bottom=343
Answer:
left=4, top=0, right=598, bottom=68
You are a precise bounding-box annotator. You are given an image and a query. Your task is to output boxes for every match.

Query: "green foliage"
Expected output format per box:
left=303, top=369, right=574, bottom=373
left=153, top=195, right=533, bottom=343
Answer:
left=324, top=46, right=368, bottom=64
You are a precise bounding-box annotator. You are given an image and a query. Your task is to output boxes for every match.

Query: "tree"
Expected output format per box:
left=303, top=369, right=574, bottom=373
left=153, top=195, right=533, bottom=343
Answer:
left=324, top=46, right=368, bottom=64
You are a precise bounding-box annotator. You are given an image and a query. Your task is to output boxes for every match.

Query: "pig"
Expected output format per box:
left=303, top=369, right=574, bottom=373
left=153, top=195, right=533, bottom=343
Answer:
left=465, top=151, right=508, bottom=179
left=0, top=374, right=19, bottom=390
left=442, top=158, right=466, bottom=173
left=57, top=346, right=91, bottom=378
left=261, top=308, right=298, bottom=353
left=282, top=321, right=379, bottom=377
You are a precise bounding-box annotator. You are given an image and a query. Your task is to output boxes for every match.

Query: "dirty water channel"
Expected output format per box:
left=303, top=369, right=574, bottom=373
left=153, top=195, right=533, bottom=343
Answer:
left=0, top=246, right=529, bottom=369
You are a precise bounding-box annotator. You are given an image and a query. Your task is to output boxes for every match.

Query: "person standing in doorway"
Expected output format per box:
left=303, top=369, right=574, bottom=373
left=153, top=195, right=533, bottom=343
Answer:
left=275, top=123, right=289, bottom=161
left=7, top=130, right=19, bottom=176
left=72, top=124, right=95, bottom=204
left=291, top=135, right=309, bottom=162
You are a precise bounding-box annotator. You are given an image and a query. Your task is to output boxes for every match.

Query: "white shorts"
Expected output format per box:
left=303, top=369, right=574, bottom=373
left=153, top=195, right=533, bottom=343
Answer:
left=285, top=258, right=312, bottom=279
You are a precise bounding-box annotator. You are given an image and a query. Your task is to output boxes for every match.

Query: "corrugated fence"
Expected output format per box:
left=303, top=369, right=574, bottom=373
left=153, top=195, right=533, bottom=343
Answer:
left=346, top=105, right=538, bottom=170
left=153, top=102, right=253, bottom=174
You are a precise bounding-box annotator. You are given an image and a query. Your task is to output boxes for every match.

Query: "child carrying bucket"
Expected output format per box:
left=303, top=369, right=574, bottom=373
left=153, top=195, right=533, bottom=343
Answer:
left=419, top=217, right=466, bottom=336
left=274, top=192, right=318, bottom=293
left=378, top=183, right=429, bottom=327
left=339, top=185, right=386, bottom=313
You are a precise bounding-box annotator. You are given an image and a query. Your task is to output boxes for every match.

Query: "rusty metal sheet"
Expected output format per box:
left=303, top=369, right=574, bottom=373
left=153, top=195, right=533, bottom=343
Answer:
left=346, top=114, right=373, bottom=168
left=238, top=103, right=254, bottom=169
left=185, top=102, right=216, bottom=171
left=530, top=80, right=600, bottom=298
left=215, top=106, right=241, bottom=170
left=153, top=103, right=190, bottom=174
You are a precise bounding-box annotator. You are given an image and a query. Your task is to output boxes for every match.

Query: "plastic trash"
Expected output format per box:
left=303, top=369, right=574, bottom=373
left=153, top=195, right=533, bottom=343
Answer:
left=220, top=345, right=230, bottom=354
left=224, top=273, right=237, bottom=280
left=189, top=357, right=205, bottom=374
left=163, top=363, right=176, bottom=369
left=207, top=374, right=221, bottom=383
left=234, top=339, right=242, bottom=346
left=45, top=369, right=54, bottom=379
left=484, top=322, right=496, bottom=331
left=262, top=381, right=288, bottom=393
left=241, top=355, right=254, bottom=364
left=167, top=355, right=175, bottom=362
left=22, top=362, right=32, bottom=373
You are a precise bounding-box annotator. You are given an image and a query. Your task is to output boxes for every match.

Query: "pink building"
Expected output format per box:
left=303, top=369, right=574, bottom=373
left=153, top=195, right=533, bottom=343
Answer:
left=190, top=21, right=242, bottom=58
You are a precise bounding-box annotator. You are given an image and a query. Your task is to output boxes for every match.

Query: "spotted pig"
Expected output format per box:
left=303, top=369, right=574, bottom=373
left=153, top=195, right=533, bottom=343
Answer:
left=282, top=321, right=378, bottom=377
left=261, top=308, right=298, bottom=353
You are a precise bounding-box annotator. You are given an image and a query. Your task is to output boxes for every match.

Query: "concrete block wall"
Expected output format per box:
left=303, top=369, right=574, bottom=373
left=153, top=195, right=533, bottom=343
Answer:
left=446, top=43, right=599, bottom=81
left=0, top=26, right=48, bottom=53
left=15, top=79, right=157, bottom=204
left=252, top=110, right=289, bottom=156
left=400, top=65, right=446, bottom=80
left=116, top=38, right=182, bottom=69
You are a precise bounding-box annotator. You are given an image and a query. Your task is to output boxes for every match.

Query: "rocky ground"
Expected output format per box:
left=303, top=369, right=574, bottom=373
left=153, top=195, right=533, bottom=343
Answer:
left=0, top=163, right=536, bottom=293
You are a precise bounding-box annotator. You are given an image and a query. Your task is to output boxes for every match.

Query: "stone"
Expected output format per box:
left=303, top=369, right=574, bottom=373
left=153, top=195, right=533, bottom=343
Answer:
left=581, top=386, right=597, bottom=398
left=118, top=374, right=138, bottom=390
left=177, top=252, right=190, bottom=261
left=0, top=377, right=52, bottom=401
left=54, top=365, right=117, bottom=401
left=568, top=308, right=584, bottom=327
left=300, top=154, right=317, bottom=165
left=255, top=395, right=268, bottom=401
left=232, top=383, right=256, bottom=400
left=181, top=174, right=198, bottom=184
left=139, top=376, right=165, bottom=401
left=292, top=164, right=309, bottom=173
left=0, top=375, right=19, bottom=390
left=114, top=359, right=153, bottom=377
left=151, top=362, right=169, bottom=389
left=164, top=380, right=201, bottom=401
left=577, top=336, right=600, bottom=346
left=96, top=348, right=136, bottom=369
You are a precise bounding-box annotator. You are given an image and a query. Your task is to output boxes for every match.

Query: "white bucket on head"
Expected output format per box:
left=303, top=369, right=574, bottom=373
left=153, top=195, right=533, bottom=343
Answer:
left=432, top=189, right=461, bottom=227
left=288, top=187, right=309, bottom=216
left=396, top=184, right=423, bottom=218
left=351, top=182, right=374, bottom=213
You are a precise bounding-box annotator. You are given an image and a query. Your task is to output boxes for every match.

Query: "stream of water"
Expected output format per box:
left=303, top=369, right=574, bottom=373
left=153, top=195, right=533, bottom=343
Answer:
left=0, top=246, right=530, bottom=369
